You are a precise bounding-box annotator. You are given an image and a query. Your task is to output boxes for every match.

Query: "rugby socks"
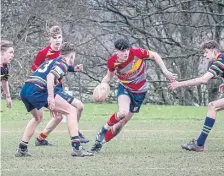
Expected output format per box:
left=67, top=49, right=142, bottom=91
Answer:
left=104, top=128, right=115, bottom=142
left=71, top=136, right=80, bottom=150
left=197, top=117, right=215, bottom=146
left=106, top=113, right=119, bottom=127
left=37, top=132, right=48, bottom=142
left=19, top=140, right=28, bottom=151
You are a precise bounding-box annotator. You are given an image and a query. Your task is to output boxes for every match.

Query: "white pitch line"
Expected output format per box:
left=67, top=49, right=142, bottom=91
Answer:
left=2, top=167, right=224, bottom=172
left=0, top=129, right=214, bottom=133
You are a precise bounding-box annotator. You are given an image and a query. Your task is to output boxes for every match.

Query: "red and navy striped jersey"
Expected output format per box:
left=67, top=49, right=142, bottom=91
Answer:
left=208, top=53, right=224, bottom=80
left=26, top=57, right=68, bottom=89
left=107, top=48, right=151, bottom=93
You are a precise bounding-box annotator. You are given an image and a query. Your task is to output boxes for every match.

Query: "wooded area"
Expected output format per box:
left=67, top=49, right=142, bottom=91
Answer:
left=1, top=0, right=224, bottom=105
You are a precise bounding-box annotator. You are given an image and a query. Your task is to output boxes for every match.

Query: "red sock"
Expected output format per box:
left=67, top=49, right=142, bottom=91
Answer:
left=37, top=132, right=48, bottom=142
left=107, top=113, right=119, bottom=126
left=104, top=128, right=115, bottom=142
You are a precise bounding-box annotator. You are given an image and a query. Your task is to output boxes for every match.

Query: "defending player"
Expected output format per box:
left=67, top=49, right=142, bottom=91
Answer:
left=90, top=39, right=177, bottom=153
left=1, top=40, right=14, bottom=108
left=15, top=42, right=93, bottom=157
left=169, top=40, right=224, bottom=152
left=31, top=26, right=89, bottom=145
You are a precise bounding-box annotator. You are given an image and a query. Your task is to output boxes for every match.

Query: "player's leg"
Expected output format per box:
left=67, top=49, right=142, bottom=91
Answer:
left=90, top=86, right=146, bottom=153
left=15, top=108, right=43, bottom=157
left=90, top=94, right=131, bottom=153
left=92, top=83, right=131, bottom=141
left=52, top=94, right=93, bottom=157
left=35, top=95, right=88, bottom=145
left=71, top=98, right=89, bottom=143
left=182, top=98, right=224, bottom=152
left=16, top=84, right=44, bottom=157
left=35, top=111, right=62, bottom=146
left=101, top=89, right=146, bottom=143
left=104, top=111, right=134, bottom=143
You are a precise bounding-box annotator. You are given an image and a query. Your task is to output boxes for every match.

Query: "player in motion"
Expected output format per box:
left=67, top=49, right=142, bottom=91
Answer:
left=31, top=26, right=89, bottom=146
left=169, top=40, right=224, bottom=152
left=15, top=42, right=93, bottom=157
left=90, top=39, right=177, bottom=153
left=1, top=40, right=14, bottom=108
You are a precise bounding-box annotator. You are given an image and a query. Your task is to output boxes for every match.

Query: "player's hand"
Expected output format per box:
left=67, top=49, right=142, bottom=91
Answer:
left=6, top=97, right=12, bottom=108
left=169, top=81, right=180, bottom=91
left=48, top=96, right=55, bottom=110
left=74, top=64, right=83, bottom=72
left=163, top=70, right=177, bottom=82
left=219, top=83, right=224, bottom=93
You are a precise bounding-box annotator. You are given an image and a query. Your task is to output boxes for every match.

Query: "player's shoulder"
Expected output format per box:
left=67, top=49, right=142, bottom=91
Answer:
left=107, top=54, right=117, bottom=63
left=217, top=54, right=224, bottom=62
left=38, top=45, right=51, bottom=54
left=130, top=48, right=146, bottom=55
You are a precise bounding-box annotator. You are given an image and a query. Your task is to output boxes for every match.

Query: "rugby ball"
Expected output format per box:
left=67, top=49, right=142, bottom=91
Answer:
left=93, top=83, right=110, bottom=102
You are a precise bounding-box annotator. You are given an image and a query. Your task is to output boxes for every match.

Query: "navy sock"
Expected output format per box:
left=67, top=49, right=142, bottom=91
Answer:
left=19, top=140, right=28, bottom=151
left=71, top=136, right=80, bottom=150
left=197, top=117, right=215, bottom=146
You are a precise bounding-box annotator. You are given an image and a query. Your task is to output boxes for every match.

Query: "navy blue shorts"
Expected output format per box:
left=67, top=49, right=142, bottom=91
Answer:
left=20, top=83, right=74, bottom=112
left=54, top=87, right=74, bottom=104
left=117, top=83, right=146, bottom=113
left=20, top=83, right=48, bottom=112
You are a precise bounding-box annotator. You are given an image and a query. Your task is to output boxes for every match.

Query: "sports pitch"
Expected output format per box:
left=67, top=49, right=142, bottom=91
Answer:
left=1, top=100, right=224, bottom=176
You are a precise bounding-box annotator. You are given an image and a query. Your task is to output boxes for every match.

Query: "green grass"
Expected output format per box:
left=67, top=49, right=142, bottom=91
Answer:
left=1, top=100, right=224, bottom=176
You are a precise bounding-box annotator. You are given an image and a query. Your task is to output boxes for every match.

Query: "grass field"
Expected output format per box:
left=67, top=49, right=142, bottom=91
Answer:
left=1, top=100, right=224, bottom=176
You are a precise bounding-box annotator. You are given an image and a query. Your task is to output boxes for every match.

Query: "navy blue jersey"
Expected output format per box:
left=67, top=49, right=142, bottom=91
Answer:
left=1, top=64, right=9, bottom=81
left=208, top=53, right=224, bottom=79
left=26, top=57, right=68, bottom=89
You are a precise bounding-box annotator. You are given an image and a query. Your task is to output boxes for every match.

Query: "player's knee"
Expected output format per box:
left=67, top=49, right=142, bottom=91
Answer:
left=117, top=110, right=129, bottom=120
left=55, top=115, right=63, bottom=121
left=33, top=115, right=43, bottom=123
left=76, top=101, right=84, bottom=112
left=208, top=102, right=216, bottom=111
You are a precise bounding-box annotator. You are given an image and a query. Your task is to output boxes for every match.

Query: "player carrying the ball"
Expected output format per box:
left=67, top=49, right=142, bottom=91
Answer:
left=90, top=39, right=177, bottom=153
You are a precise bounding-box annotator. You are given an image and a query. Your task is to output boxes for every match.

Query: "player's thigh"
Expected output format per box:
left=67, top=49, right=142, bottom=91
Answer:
left=71, top=98, right=84, bottom=110
left=211, top=98, right=224, bottom=111
left=118, top=94, right=131, bottom=112
left=117, top=83, right=131, bottom=112
left=53, top=94, right=76, bottom=115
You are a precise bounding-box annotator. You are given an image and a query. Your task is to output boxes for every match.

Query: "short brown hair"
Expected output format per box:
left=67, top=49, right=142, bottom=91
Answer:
left=49, top=25, right=62, bottom=37
left=60, top=42, right=75, bottom=56
left=201, top=40, right=220, bottom=50
left=1, top=40, right=13, bottom=52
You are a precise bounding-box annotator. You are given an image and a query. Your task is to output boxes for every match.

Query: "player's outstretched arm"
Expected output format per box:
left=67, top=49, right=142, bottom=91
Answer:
left=101, top=70, right=114, bottom=84
left=169, top=72, right=214, bottom=90
left=150, top=51, right=177, bottom=81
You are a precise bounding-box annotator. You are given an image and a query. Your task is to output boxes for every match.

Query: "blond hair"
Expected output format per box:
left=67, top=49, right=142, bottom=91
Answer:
left=49, top=26, right=62, bottom=37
